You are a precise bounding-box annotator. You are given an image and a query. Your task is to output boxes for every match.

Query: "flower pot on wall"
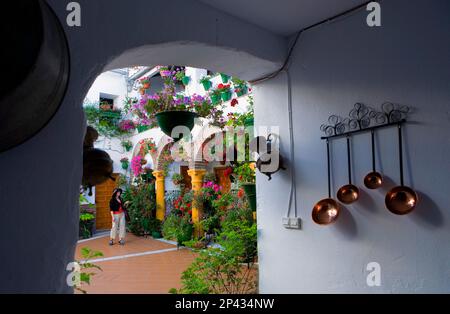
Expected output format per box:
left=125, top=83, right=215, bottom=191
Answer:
left=210, top=94, right=221, bottom=105
left=155, top=111, right=198, bottom=142
left=142, top=82, right=150, bottom=89
left=221, top=91, right=232, bottom=102
left=121, top=161, right=129, bottom=170
left=181, top=76, right=190, bottom=86
left=241, top=183, right=256, bottom=212
left=202, top=80, right=212, bottom=91
left=220, top=73, right=230, bottom=83
left=235, top=85, right=248, bottom=97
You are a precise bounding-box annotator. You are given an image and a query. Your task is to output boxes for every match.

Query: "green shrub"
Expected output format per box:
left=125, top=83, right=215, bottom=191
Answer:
left=162, top=214, right=193, bottom=246
left=172, top=216, right=257, bottom=294
left=122, top=183, right=158, bottom=236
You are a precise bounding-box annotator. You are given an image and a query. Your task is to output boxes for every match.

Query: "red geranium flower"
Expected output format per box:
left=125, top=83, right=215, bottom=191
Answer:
left=231, top=98, right=238, bottom=107
left=188, top=210, right=192, bottom=215
left=237, top=188, right=245, bottom=199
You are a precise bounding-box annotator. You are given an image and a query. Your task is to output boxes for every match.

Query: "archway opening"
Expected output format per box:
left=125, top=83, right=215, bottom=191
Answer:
left=77, top=63, right=259, bottom=294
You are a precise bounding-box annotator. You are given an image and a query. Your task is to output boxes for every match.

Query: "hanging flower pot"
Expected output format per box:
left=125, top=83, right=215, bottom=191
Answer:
left=210, top=93, right=221, bottom=105
left=120, top=160, right=129, bottom=170
left=235, top=85, right=248, bottom=97
left=244, top=117, right=254, bottom=128
left=142, top=82, right=150, bottom=89
left=221, top=90, right=232, bottom=102
left=160, top=69, right=172, bottom=77
left=241, top=183, right=256, bottom=212
left=181, top=76, right=190, bottom=86
left=136, top=125, right=150, bottom=133
left=220, top=73, right=230, bottom=83
left=155, top=111, right=198, bottom=142
left=121, top=140, right=133, bottom=152
left=201, top=80, right=212, bottom=91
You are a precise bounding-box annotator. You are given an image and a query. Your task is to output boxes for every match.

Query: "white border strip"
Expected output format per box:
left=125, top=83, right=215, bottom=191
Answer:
left=80, top=247, right=182, bottom=264
left=154, top=238, right=178, bottom=246
left=77, top=232, right=110, bottom=243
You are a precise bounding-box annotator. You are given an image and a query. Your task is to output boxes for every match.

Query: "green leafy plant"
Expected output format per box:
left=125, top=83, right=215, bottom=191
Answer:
left=79, top=194, right=95, bottom=239
left=161, top=214, right=193, bottom=246
left=199, top=75, right=212, bottom=85
left=123, top=96, right=138, bottom=114
left=74, top=247, right=103, bottom=294
left=121, top=140, right=133, bottom=152
left=83, top=103, right=131, bottom=138
left=203, top=172, right=216, bottom=183
left=171, top=173, right=184, bottom=186
left=122, top=183, right=158, bottom=236
left=233, top=162, right=256, bottom=184
left=171, top=207, right=257, bottom=294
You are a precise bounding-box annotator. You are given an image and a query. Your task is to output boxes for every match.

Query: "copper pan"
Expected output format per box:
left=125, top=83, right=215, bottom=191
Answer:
left=337, top=136, right=359, bottom=204
left=364, top=130, right=383, bottom=189
left=312, top=139, right=340, bottom=225
left=385, top=124, right=418, bottom=214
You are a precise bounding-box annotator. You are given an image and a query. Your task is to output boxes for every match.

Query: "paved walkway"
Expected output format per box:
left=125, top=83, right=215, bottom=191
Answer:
left=75, top=233, right=197, bottom=294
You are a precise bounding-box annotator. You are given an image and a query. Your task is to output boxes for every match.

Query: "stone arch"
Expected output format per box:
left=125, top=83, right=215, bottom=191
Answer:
left=1, top=0, right=286, bottom=293
left=194, top=130, right=228, bottom=165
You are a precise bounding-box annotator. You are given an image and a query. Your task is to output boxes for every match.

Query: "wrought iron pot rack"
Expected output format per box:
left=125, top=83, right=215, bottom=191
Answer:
left=312, top=102, right=418, bottom=226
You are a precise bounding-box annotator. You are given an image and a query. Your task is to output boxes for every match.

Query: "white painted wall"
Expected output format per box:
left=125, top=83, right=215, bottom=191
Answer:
left=255, top=0, right=450, bottom=293
left=84, top=71, right=128, bottom=108
left=0, top=0, right=284, bottom=293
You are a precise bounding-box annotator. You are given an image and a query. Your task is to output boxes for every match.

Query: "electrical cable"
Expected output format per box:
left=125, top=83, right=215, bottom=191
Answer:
left=276, top=1, right=374, bottom=219
left=249, top=1, right=373, bottom=85
left=285, top=69, right=298, bottom=218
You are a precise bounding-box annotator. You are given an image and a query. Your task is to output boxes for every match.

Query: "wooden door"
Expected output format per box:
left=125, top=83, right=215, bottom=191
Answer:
left=214, top=167, right=231, bottom=193
left=95, top=173, right=119, bottom=231
left=180, top=166, right=192, bottom=190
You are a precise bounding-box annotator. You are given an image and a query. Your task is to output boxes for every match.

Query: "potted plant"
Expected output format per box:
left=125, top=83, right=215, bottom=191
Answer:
left=159, top=66, right=172, bottom=77
left=235, top=85, right=248, bottom=97
left=217, top=84, right=232, bottom=102
left=174, top=69, right=190, bottom=86
left=142, top=71, right=224, bottom=141
left=136, top=124, right=150, bottom=133
left=220, top=73, right=230, bottom=83
left=172, top=173, right=184, bottom=186
left=199, top=76, right=212, bottom=91
left=118, top=120, right=136, bottom=134
left=233, top=162, right=256, bottom=212
left=209, top=88, right=222, bottom=105
left=131, top=155, right=144, bottom=177
left=79, top=212, right=95, bottom=239
left=232, top=78, right=248, bottom=97
left=120, top=157, right=129, bottom=170
left=121, top=140, right=133, bottom=152
left=139, top=76, right=151, bottom=90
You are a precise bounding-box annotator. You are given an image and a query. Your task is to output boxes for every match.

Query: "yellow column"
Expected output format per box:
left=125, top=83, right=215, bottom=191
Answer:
left=153, top=170, right=165, bottom=221
left=187, top=168, right=206, bottom=238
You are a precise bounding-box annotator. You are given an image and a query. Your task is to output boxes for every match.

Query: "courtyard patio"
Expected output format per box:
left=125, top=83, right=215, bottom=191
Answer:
left=76, top=233, right=197, bottom=294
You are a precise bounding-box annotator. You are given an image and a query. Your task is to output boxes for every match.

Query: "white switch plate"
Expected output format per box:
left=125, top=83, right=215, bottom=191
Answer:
left=282, top=217, right=302, bottom=229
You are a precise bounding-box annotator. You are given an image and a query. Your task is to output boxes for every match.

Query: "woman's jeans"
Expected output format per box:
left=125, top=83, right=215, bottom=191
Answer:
left=110, top=212, right=126, bottom=240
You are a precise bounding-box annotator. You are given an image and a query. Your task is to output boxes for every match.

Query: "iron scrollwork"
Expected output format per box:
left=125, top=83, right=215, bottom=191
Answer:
left=320, top=102, right=410, bottom=137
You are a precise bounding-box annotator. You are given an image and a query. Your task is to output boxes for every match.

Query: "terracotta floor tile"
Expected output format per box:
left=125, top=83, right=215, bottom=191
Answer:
left=75, top=233, right=197, bottom=294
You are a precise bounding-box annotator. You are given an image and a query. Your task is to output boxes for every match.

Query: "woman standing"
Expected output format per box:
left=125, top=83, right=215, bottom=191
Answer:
left=109, top=188, right=126, bottom=245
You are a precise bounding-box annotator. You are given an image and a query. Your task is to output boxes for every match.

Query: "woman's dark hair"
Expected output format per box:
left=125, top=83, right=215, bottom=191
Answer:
left=111, top=188, right=123, bottom=199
